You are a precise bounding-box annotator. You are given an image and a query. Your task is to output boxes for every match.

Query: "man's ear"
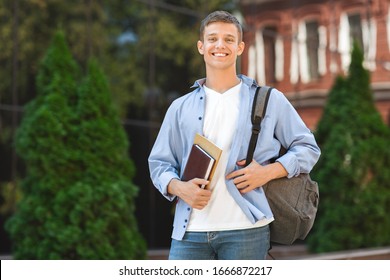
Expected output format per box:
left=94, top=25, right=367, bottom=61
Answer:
left=237, top=41, right=245, bottom=56
left=197, top=40, right=204, bottom=55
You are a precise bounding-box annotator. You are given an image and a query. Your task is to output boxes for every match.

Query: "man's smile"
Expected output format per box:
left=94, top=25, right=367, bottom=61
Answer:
left=213, top=52, right=228, bottom=57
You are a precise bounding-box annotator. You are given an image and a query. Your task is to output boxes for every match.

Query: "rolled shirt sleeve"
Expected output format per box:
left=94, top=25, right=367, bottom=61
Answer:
left=269, top=89, right=321, bottom=178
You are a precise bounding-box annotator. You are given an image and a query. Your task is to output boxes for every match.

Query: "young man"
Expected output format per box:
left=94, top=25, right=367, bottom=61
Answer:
left=148, top=11, right=320, bottom=260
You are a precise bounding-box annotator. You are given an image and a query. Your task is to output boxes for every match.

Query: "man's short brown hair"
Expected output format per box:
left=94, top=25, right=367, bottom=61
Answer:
left=199, top=11, right=243, bottom=42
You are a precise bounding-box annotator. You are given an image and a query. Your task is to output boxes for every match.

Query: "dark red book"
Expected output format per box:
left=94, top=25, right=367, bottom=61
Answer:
left=182, top=144, right=216, bottom=188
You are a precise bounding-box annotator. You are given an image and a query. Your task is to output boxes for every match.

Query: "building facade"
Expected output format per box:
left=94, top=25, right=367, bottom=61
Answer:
left=240, top=0, right=390, bottom=129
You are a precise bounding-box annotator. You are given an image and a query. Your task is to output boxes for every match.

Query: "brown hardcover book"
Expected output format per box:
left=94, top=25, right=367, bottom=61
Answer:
left=182, top=144, right=215, bottom=188
left=182, top=134, right=222, bottom=189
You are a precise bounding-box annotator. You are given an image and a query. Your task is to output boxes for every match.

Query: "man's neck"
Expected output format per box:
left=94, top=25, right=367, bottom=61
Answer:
left=204, top=71, right=240, bottom=93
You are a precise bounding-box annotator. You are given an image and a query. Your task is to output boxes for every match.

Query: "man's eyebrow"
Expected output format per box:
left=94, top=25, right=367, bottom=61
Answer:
left=205, top=33, right=236, bottom=38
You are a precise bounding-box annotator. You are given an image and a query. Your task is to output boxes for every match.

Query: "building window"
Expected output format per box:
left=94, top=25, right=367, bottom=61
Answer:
left=294, top=19, right=324, bottom=84
left=348, top=13, right=364, bottom=50
left=306, top=20, right=320, bottom=80
left=263, top=26, right=277, bottom=83
left=339, top=12, right=376, bottom=72
left=247, top=26, right=283, bottom=84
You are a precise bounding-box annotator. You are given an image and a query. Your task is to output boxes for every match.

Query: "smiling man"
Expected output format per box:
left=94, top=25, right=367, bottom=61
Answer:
left=148, top=11, right=320, bottom=260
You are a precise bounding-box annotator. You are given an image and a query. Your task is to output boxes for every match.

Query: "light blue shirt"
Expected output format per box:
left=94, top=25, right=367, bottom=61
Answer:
left=148, top=75, right=321, bottom=240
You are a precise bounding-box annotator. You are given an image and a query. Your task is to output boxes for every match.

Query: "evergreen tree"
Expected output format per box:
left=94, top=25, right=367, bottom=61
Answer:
left=308, top=43, right=390, bottom=253
left=71, top=59, right=146, bottom=259
left=6, top=31, right=146, bottom=259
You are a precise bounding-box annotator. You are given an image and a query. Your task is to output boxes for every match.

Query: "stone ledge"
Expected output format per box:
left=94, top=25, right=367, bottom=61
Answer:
left=289, top=246, right=390, bottom=260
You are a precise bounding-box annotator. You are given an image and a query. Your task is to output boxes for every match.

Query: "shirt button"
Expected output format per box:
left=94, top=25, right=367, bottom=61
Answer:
left=198, top=117, right=202, bottom=120
left=187, top=208, right=190, bottom=211
left=200, top=97, right=203, bottom=100
left=184, top=219, right=188, bottom=223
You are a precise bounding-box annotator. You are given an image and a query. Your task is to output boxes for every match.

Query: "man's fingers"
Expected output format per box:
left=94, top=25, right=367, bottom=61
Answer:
left=233, top=174, right=247, bottom=185
left=190, top=178, right=209, bottom=187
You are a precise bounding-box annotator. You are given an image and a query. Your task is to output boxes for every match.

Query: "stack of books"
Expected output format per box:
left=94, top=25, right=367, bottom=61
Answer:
left=181, top=133, right=222, bottom=189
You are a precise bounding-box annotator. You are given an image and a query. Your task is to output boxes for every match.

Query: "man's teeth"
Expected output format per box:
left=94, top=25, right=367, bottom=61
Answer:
left=214, top=53, right=227, bottom=57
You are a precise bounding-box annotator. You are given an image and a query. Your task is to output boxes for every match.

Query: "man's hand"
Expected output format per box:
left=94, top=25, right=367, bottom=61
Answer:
left=168, top=178, right=212, bottom=209
left=226, top=159, right=288, bottom=194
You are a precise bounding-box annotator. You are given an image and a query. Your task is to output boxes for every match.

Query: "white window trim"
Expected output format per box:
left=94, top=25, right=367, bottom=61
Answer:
left=338, top=12, right=351, bottom=73
left=275, top=35, right=284, bottom=82
left=362, top=18, right=376, bottom=71
left=298, top=21, right=309, bottom=83
left=248, top=44, right=256, bottom=79
left=255, top=29, right=266, bottom=84
left=387, top=6, right=390, bottom=53
left=318, top=25, right=327, bottom=76
left=290, top=23, right=299, bottom=84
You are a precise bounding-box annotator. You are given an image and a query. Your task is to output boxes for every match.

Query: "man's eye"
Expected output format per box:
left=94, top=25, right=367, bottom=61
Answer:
left=208, top=37, right=216, bottom=42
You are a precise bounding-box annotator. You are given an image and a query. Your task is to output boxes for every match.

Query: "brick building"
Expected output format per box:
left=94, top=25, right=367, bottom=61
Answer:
left=240, top=0, right=390, bottom=130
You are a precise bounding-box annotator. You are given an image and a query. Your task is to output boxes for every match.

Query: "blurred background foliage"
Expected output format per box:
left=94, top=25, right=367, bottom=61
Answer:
left=308, top=43, right=390, bottom=253
left=0, top=0, right=235, bottom=120
left=1, top=0, right=389, bottom=258
left=5, top=31, right=146, bottom=259
left=0, top=0, right=237, bottom=257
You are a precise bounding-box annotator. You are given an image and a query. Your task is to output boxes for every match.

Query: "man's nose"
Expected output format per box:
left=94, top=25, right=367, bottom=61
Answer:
left=215, top=39, right=225, bottom=48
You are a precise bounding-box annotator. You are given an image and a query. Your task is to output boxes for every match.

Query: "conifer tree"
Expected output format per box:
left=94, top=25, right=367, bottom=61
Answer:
left=6, top=32, right=146, bottom=259
left=308, top=43, right=390, bottom=252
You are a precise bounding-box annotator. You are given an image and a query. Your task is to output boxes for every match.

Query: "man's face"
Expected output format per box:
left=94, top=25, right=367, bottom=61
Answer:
left=197, top=22, right=245, bottom=71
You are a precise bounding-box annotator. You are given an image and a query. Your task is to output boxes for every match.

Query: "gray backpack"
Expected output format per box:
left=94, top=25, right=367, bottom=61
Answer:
left=245, top=86, right=319, bottom=245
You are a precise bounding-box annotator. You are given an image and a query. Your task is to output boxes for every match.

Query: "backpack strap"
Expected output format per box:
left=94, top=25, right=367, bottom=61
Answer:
left=245, top=86, right=273, bottom=166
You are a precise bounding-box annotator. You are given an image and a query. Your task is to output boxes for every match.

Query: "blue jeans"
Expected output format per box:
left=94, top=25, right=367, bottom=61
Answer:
left=169, top=225, right=270, bottom=260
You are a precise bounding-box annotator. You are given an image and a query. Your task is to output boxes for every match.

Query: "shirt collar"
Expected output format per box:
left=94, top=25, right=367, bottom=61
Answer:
left=190, top=74, right=258, bottom=89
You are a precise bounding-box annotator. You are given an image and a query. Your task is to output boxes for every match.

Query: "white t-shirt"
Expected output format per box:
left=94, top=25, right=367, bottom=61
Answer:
left=187, top=81, right=273, bottom=231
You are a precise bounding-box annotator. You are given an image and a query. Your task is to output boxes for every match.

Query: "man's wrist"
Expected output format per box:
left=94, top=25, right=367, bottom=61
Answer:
left=167, top=178, right=180, bottom=196
left=266, top=162, right=288, bottom=181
